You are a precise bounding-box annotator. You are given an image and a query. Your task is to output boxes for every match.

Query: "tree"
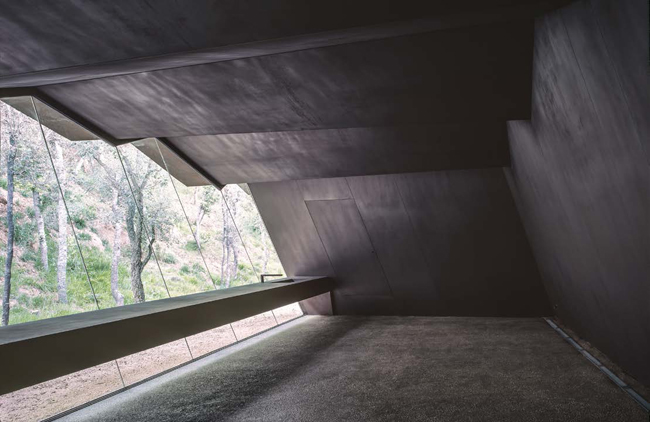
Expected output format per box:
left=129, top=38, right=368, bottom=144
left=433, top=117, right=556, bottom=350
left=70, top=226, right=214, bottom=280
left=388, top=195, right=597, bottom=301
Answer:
left=32, top=188, right=48, bottom=271
left=93, top=149, right=128, bottom=306
left=12, top=112, right=55, bottom=275
left=2, top=109, right=17, bottom=325
left=109, top=182, right=124, bottom=306
left=50, top=136, right=68, bottom=303
left=122, top=153, right=159, bottom=303
left=260, top=220, right=270, bottom=274
left=194, top=187, right=217, bottom=249
left=220, top=189, right=240, bottom=288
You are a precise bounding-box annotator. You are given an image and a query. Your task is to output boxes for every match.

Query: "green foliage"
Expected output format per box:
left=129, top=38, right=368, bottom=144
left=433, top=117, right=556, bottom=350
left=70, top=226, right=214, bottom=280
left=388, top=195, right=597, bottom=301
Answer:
left=20, top=248, right=38, bottom=264
left=184, top=240, right=199, bottom=251
left=17, top=294, right=30, bottom=307
left=161, top=253, right=177, bottom=264
left=0, top=177, right=7, bottom=189
left=1, top=125, right=286, bottom=328
left=72, top=215, right=87, bottom=229
left=14, top=220, right=36, bottom=247
left=77, top=232, right=92, bottom=241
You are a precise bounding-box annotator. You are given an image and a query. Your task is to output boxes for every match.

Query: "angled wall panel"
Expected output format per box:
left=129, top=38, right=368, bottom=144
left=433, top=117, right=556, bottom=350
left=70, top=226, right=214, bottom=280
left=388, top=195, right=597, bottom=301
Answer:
left=395, top=169, right=549, bottom=316
left=306, top=199, right=393, bottom=298
left=506, top=0, right=650, bottom=384
left=251, top=169, right=550, bottom=317
left=347, top=175, right=439, bottom=314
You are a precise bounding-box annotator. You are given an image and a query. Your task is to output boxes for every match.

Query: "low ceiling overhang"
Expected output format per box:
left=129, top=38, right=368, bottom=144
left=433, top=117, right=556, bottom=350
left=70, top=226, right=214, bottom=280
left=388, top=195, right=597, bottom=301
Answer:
left=0, top=0, right=571, bottom=186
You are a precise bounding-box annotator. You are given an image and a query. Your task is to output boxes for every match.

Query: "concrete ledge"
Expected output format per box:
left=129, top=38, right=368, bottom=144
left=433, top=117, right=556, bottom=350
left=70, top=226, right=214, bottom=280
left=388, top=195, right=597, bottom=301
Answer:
left=0, top=276, right=333, bottom=394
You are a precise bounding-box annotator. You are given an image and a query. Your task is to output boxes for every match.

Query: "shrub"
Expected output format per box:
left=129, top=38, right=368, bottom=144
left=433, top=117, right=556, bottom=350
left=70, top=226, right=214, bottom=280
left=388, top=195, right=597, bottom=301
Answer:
left=77, top=232, right=91, bottom=241
left=17, top=294, right=30, bottom=307
left=72, top=215, right=87, bottom=229
left=180, top=264, right=191, bottom=274
left=0, top=178, right=7, bottom=189
left=184, top=241, right=199, bottom=251
left=21, top=249, right=38, bottom=263
left=14, top=220, right=36, bottom=247
left=192, top=263, right=205, bottom=274
left=162, top=253, right=177, bottom=264
left=32, top=296, right=45, bottom=308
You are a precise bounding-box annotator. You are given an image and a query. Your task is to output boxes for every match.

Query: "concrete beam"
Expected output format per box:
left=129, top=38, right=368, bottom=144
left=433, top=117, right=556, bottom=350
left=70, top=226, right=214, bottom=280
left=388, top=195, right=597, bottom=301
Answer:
left=0, top=1, right=567, bottom=88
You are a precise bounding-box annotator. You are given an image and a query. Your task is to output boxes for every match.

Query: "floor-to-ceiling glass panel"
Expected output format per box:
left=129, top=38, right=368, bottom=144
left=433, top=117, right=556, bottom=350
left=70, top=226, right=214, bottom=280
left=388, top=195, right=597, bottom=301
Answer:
left=273, top=302, right=304, bottom=324
left=30, top=99, right=171, bottom=309
left=0, top=98, right=98, bottom=325
left=231, top=311, right=278, bottom=340
left=185, top=324, right=237, bottom=358
left=221, top=184, right=285, bottom=285
left=117, top=140, right=215, bottom=297
left=115, top=338, right=192, bottom=386
left=0, top=361, right=123, bottom=422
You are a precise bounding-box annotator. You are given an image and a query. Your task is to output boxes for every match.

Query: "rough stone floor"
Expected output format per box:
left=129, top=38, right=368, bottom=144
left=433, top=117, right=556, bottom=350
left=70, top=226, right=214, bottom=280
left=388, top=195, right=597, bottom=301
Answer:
left=60, top=316, right=648, bottom=421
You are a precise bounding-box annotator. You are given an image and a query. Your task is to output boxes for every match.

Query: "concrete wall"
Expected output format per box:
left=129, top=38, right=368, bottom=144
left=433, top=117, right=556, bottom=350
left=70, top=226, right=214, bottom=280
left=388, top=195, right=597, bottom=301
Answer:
left=250, top=169, right=551, bottom=317
left=506, top=0, right=649, bottom=384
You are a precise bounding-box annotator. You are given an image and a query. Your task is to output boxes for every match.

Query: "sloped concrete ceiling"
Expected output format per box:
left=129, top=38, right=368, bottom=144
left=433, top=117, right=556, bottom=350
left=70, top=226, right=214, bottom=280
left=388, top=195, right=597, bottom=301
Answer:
left=0, top=0, right=561, bottom=183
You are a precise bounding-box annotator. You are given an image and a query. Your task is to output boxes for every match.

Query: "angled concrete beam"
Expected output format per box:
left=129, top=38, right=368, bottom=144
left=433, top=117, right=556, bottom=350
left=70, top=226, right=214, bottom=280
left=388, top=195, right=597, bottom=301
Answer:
left=0, top=2, right=567, bottom=89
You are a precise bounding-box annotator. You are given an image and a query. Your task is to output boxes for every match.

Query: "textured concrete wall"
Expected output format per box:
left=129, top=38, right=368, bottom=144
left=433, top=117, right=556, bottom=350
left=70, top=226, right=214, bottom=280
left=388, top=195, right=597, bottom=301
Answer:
left=251, top=169, right=550, bottom=317
left=506, top=0, right=650, bottom=384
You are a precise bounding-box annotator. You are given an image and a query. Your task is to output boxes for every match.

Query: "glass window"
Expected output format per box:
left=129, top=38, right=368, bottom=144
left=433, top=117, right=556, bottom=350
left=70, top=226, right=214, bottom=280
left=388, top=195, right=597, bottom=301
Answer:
left=115, top=338, right=192, bottom=386
left=117, top=140, right=215, bottom=297
left=185, top=324, right=237, bottom=358
left=221, top=184, right=285, bottom=284
left=273, top=302, right=304, bottom=324
left=231, top=311, right=278, bottom=340
left=31, top=100, right=171, bottom=310
left=0, top=361, right=123, bottom=422
left=1, top=98, right=98, bottom=324
left=0, top=96, right=301, bottom=421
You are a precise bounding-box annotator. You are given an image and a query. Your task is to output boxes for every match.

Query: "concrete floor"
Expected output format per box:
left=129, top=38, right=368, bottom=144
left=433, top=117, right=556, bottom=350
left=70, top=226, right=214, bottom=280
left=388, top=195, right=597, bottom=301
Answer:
left=60, top=316, right=647, bottom=421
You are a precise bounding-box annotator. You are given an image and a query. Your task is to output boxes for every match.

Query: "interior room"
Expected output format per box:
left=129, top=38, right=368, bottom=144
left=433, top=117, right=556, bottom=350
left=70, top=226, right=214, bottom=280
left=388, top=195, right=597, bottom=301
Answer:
left=0, top=0, right=648, bottom=420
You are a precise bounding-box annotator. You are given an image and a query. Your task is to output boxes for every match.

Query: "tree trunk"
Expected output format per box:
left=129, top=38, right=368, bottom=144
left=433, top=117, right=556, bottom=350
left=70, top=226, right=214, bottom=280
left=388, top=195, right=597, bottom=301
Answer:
left=110, top=186, right=124, bottom=306
left=228, top=194, right=239, bottom=282
left=2, top=133, right=17, bottom=326
left=52, top=139, right=68, bottom=304
left=195, top=205, right=205, bottom=249
left=32, top=189, right=48, bottom=272
left=125, top=192, right=147, bottom=303
left=261, top=225, right=269, bottom=274
left=230, top=233, right=239, bottom=282
left=220, top=201, right=229, bottom=288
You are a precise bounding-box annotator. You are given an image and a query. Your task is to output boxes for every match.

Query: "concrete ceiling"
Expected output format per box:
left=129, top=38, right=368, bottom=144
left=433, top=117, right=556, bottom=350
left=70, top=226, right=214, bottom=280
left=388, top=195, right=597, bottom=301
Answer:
left=0, top=0, right=569, bottom=185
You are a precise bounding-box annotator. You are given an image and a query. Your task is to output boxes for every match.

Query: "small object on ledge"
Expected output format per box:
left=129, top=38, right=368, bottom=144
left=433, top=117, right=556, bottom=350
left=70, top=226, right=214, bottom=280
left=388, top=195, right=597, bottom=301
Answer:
left=260, top=273, right=283, bottom=283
